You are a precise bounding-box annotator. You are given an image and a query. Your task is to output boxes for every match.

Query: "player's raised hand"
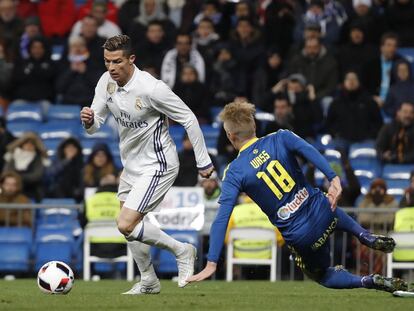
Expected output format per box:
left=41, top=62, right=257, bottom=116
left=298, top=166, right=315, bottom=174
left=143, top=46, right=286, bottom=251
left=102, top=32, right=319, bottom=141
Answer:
left=327, top=176, right=342, bottom=211
left=187, top=261, right=217, bottom=283
left=199, top=165, right=214, bottom=179
left=80, top=107, right=94, bottom=128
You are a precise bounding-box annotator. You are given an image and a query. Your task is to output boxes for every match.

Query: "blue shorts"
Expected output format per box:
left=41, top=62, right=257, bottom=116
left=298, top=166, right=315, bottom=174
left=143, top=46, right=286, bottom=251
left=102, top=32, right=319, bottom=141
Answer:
left=285, top=194, right=339, bottom=281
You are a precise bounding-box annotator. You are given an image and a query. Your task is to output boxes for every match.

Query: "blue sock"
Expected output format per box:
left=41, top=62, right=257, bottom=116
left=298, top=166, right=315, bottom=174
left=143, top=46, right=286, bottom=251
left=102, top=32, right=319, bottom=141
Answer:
left=319, top=267, right=363, bottom=289
left=335, top=208, right=367, bottom=237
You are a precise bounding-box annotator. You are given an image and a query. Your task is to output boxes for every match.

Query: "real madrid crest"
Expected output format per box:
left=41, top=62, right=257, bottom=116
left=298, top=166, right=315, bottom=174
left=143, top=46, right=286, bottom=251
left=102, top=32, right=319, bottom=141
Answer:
left=107, top=82, right=116, bottom=94
left=135, top=97, right=142, bottom=110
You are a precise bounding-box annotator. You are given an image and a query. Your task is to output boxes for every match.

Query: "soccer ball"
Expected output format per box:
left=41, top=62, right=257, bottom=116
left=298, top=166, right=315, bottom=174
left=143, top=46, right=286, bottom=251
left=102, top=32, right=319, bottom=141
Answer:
left=37, top=261, right=74, bottom=294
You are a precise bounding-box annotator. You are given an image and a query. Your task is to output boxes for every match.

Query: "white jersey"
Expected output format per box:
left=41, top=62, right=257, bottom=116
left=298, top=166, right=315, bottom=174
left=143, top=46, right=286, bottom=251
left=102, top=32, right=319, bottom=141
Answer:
left=85, top=66, right=212, bottom=183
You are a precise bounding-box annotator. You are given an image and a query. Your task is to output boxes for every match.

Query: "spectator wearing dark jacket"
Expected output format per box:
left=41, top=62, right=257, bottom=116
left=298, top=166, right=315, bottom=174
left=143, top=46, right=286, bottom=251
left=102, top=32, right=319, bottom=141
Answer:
left=263, top=0, right=296, bottom=55
left=229, top=17, right=265, bottom=99
left=192, top=17, right=220, bottom=65
left=376, top=102, right=414, bottom=164
left=337, top=22, right=377, bottom=78
left=361, top=32, right=403, bottom=106
left=0, top=0, right=24, bottom=58
left=341, top=0, right=386, bottom=45
left=210, top=43, right=238, bottom=106
left=253, top=47, right=284, bottom=109
left=262, top=95, right=294, bottom=136
left=265, top=74, right=322, bottom=140
left=133, top=20, right=171, bottom=75
left=174, top=134, right=199, bottom=187
left=384, top=60, right=414, bottom=118
left=173, top=64, right=211, bottom=124
left=327, top=71, right=383, bottom=149
left=385, top=0, right=414, bottom=47
left=47, top=137, right=84, bottom=202
left=56, top=36, right=103, bottom=107
left=288, top=37, right=338, bottom=101
left=12, top=36, right=55, bottom=102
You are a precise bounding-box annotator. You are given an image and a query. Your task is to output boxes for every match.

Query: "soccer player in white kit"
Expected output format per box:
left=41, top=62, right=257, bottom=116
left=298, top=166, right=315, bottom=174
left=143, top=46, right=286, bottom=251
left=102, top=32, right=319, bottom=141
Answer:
left=80, top=35, right=214, bottom=294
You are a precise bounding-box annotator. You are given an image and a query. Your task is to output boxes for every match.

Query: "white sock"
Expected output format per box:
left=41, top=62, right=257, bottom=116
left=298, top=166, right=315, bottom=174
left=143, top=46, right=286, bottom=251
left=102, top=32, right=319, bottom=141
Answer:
left=126, top=219, right=185, bottom=257
left=127, top=240, right=157, bottom=282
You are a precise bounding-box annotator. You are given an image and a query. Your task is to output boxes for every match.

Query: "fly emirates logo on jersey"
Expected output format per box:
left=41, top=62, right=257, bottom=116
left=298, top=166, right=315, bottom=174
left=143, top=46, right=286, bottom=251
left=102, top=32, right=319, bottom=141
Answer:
left=114, top=111, right=148, bottom=129
left=277, top=187, right=309, bottom=220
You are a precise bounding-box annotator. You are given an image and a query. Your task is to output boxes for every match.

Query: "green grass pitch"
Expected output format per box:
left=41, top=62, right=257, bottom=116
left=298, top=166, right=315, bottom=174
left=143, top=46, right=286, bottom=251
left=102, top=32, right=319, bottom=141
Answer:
left=1, top=280, right=412, bottom=311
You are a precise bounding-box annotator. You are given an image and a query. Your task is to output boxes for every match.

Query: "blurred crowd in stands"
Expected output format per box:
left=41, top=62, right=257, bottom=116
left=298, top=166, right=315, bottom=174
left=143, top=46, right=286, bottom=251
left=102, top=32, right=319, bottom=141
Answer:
left=0, top=0, right=414, bottom=225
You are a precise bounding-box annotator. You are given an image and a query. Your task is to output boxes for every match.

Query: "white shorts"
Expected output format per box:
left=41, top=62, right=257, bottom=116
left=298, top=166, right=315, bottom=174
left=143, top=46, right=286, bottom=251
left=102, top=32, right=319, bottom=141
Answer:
left=118, top=168, right=178, bottom=213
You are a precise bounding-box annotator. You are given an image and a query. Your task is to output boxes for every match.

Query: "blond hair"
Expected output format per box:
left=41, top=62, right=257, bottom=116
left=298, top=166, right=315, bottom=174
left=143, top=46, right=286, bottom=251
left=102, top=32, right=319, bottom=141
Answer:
left=219, top=101, right=256, bottom=139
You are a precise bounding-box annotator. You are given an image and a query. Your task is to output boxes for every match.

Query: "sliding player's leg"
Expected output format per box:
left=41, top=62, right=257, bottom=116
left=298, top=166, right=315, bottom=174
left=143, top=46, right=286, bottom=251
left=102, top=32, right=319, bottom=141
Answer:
left=334, top=207, right=395, bottom=253
left=117, top=169, right=196, bottom=289
left=289, top=243, right=407, bottom=292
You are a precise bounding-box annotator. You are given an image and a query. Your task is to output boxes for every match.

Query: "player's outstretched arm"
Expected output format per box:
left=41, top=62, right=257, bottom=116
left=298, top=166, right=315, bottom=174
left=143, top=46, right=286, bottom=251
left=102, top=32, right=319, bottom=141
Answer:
left=327, top=176, right=342, bottom=211
left=187, top=261, right=217, bottom=282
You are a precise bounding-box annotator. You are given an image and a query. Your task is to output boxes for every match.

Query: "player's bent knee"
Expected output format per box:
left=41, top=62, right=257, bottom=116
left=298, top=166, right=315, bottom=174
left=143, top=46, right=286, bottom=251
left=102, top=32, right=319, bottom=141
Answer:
left=117, top=219, right=134, bottom=237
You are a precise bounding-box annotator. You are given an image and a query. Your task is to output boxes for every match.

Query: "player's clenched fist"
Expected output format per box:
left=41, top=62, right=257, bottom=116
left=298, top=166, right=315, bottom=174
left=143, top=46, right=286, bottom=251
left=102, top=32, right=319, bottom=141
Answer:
left=80, top=107, right=94, bottom=128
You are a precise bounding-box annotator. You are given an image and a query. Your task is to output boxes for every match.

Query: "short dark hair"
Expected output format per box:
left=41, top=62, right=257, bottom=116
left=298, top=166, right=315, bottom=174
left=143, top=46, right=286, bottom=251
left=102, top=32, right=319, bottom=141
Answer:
left=103, top=35, right=133, bottom=57
left=148, top=20, right=164, bottom=29
left=176, top=32, right=192, bottom=44
left=380, top=32, right=399, bottom=46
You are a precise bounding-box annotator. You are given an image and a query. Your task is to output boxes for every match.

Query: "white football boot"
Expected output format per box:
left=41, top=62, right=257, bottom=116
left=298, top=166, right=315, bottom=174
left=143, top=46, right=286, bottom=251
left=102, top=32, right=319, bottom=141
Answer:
left=122, top=278, right=161, bottom=295
left=176, top=243, right=197, bottom=288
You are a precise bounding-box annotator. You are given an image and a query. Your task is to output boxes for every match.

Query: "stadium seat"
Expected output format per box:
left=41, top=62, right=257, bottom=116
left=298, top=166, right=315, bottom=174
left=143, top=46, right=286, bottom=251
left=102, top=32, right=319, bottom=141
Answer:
left=81, top=140, right=119, bottom=164
left=382, top=164, right=414, bottom=181
left=210, top=106, right=222, bottom=126
left=47, top=105, right=80, bottom=122
left=226, top=228, right=277, bottom=282
left=151, top=230, right=199, bottom=275
left=349, top=141, right=381, bottom=187
left=51, top=44, right=65, bottom=61
left=312, top=134, right=336, bottom=151
left=201, top=125, right=220, bottom=149
left=384, top=179, right=409, bottom=202
left=398, top=48, right=414, bottom=71
left=0, top=227, right=32, bottom=272
left=169, top=125, right=185, bottom=150
left=43, top=139, right=62, bottom=160
left=37, top=199, right=79, bottom=225
left=39, top=121, right=81, bottom=143
left=7, top=122, right=40, bottom=137
left=34, top=225, right=74, bottom=271
left=6, top=103, right=43, bottom=123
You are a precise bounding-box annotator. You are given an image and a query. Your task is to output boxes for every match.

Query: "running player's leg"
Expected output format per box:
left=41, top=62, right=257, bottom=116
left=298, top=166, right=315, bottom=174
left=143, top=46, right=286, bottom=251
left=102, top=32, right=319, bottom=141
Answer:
left=118, top=177, right=159, bottom=294
left=117, top=169, right=196, bottom=287
left=334, top=207, right=395, bottom=253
